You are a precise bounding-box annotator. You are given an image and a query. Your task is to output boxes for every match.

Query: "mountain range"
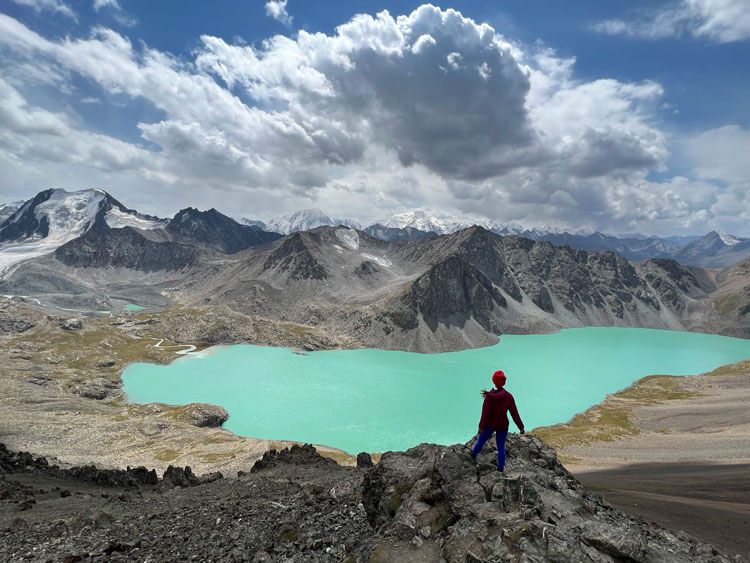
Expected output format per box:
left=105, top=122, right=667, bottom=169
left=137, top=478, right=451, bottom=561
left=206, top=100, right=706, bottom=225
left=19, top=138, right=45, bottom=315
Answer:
left=1, top=189, right=748, bottom=351
left=240, top=208, right=748, bottom=268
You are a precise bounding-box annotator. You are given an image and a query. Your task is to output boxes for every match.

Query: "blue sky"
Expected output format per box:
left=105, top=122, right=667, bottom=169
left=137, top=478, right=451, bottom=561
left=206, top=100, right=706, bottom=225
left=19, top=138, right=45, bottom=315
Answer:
left=1, top=0, right=749, bottom=235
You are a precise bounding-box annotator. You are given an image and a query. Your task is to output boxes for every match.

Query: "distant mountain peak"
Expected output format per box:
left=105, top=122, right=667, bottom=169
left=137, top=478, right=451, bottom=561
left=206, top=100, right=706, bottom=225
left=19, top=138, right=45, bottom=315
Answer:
left=265, top=208, right=360, bottom=234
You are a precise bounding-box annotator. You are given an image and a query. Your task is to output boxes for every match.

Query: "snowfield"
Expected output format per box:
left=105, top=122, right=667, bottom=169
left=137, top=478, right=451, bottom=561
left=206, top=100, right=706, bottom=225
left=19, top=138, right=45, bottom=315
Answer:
left=105, top=207, right=167, bottom=230
left=0, top=189, right=107, bottom=277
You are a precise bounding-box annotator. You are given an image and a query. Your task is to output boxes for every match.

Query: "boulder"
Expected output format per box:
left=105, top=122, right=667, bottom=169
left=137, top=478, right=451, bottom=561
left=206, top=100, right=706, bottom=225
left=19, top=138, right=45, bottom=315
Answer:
left=175, top=403, right=229, bottom=428
left=356, top=452, right=373, bottom=468
left=60, top=318, right=83, bottom=330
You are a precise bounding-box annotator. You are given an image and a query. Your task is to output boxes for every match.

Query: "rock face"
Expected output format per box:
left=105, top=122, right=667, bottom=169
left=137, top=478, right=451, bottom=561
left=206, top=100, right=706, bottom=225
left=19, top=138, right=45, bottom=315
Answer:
left=55, top=225, right=198, bottom=271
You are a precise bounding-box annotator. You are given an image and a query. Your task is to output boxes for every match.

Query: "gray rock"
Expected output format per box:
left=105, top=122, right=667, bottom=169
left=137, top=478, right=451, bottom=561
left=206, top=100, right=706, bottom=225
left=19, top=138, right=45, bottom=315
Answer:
left=179, top=403, right=229, bottom=428
left=60, top=318, right=83, bottom=330
left=356, top=452, right=373, bottom=468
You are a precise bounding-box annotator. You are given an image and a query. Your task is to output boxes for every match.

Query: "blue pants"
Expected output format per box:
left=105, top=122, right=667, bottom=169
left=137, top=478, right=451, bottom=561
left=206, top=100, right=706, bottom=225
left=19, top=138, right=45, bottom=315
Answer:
left=471, top=427, right=508, bottom=469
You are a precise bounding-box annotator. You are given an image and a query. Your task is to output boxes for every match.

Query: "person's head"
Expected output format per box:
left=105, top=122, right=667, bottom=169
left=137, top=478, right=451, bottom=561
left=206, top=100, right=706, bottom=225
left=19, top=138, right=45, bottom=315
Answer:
left=492, top=370, right=506, bottom=388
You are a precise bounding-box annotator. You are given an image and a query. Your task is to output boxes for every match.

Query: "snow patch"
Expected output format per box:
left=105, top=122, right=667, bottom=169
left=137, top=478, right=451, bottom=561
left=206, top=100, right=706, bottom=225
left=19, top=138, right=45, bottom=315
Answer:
left=335, top=228, right=360, bottom=250
left=105, top=207, right=167, bottom=230
left=717, top=231, right=741, bottom=246
left=362, top=253, right=392, bottom=268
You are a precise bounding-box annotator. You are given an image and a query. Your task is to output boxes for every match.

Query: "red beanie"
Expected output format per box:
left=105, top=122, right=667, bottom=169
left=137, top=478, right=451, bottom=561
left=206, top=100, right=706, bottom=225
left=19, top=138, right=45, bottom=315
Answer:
left=492, top=370, right=506, bottom=387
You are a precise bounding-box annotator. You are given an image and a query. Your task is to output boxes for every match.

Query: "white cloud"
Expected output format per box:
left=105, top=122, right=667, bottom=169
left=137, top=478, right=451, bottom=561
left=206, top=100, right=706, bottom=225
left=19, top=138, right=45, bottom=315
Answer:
left=11, top=0, right=76, bottom=20
left=265, top=0, right=292, bottom=27
left=592, top=0, right=750, bottom=43
left=93, top=0, right=120, bottom=11
left=0, top=6, right=744, bottom=234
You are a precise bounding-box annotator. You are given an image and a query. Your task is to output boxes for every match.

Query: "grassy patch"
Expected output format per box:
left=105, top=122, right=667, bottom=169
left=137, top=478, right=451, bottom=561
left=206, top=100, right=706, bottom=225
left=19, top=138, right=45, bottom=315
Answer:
left=615, top=375, right=699, bottom=402
left=200, top=435, right=235, bottom=445
left=199, top=451, right=239, bottom=463
left=154, top=448, right=180, bottom=462
left=317, top=449, right=355, bottom=465
left=713, top=294, right=739, bottom=316
left=533, top=374, right=700, bottom=449
left=704, top=360, right=750, bottom=377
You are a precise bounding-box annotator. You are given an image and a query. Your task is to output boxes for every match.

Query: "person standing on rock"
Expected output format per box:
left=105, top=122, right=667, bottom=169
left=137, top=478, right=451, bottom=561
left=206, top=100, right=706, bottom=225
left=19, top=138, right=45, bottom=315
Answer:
left=471, top=370, right=524, bottom=472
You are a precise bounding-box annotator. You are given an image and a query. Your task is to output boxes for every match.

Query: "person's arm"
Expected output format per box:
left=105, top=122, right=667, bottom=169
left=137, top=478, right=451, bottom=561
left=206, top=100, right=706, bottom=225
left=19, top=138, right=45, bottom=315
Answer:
left=478, top=395, right=491, bottom=433
left=509, top=396, right=525, bottom=434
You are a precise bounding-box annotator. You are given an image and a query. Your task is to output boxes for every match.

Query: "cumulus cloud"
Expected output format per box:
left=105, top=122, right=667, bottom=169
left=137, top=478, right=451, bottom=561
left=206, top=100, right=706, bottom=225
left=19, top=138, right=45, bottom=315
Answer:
left=0, top=6, right=743, bottom=234
left=11, top=0, right=75, bottom=20
left=265, top=0, right=292, bottom=27
left=592, top=0, right=750, bottom=43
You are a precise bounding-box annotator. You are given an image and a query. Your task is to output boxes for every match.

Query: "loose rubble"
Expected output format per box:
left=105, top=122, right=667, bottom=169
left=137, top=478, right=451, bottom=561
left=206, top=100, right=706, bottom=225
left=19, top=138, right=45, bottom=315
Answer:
left=0, top=437, right=742, bottom=562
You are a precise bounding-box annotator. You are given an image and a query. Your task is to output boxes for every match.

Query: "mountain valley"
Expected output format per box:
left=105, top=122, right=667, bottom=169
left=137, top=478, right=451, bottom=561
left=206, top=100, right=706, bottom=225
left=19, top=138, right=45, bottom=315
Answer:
left=1, top=190, right=749, bottom=353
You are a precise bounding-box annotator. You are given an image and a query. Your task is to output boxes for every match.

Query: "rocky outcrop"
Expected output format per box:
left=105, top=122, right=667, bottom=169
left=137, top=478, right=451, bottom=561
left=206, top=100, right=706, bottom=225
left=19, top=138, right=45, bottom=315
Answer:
left=250, top=443, right=337, bottom=472
left=0, top=440, right=739, bottom=561
left=59, top=318, right=83, bottom=330
left=71, top=377, right=121, bottom=401
left=361, top=435, right=739, bottom=562
left=173, top=403, right=229, bottom=428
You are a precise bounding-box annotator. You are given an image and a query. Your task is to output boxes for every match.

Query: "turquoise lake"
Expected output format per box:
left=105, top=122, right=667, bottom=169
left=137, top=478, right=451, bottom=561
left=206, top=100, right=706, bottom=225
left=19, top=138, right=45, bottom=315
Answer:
left=123, top=304, right=146, bottom=312
left=121, top=328, right=750, bottom=454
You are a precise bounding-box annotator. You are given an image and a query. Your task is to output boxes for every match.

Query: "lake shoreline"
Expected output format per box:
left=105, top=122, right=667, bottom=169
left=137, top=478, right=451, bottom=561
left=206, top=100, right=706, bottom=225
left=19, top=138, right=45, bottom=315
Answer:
left=121, top=327, right=750, bottom=455
left=536, top=360, right=750, bottom=471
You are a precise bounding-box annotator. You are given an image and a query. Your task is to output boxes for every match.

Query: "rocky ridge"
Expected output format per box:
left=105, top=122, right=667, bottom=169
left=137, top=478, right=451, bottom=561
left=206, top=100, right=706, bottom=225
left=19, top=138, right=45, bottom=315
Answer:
left=0, top=438, right=740, bottom=562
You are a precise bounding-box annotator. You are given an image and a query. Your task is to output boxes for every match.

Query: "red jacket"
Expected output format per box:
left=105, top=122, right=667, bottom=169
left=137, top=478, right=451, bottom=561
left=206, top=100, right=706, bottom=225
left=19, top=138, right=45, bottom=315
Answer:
left=478, top=388, right=524, bottom=432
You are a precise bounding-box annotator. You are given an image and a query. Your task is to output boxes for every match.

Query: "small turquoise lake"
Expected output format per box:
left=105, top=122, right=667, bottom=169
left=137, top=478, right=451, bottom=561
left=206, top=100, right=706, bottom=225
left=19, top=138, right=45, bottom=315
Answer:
left=121, top=328, right=750, bottom=454
left=123, top=304, right=146, bottom=312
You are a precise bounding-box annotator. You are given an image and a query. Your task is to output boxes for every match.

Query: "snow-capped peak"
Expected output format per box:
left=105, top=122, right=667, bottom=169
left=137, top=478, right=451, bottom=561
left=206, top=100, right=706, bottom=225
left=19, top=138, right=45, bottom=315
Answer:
left=377, top=210, right=462, bottom=234
left=266, top=209, right=360, bottom=234
left=33, top=189, right=106, bottom=244
left=0, top=188, right=166, bottom=277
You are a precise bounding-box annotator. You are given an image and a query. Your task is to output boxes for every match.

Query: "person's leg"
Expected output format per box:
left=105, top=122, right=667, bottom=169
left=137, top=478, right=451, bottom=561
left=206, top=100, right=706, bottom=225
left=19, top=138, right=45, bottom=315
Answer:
left=471, top=427, right=495, bottom=458
left=495, top=430, right=508, bottom=470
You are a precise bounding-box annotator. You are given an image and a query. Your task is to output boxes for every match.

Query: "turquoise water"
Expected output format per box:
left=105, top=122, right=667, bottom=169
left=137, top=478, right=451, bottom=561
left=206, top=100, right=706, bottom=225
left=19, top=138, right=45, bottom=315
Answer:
left=123, top=304, right=146, bottom=312
left=121, top=328, right=750, bottom=454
